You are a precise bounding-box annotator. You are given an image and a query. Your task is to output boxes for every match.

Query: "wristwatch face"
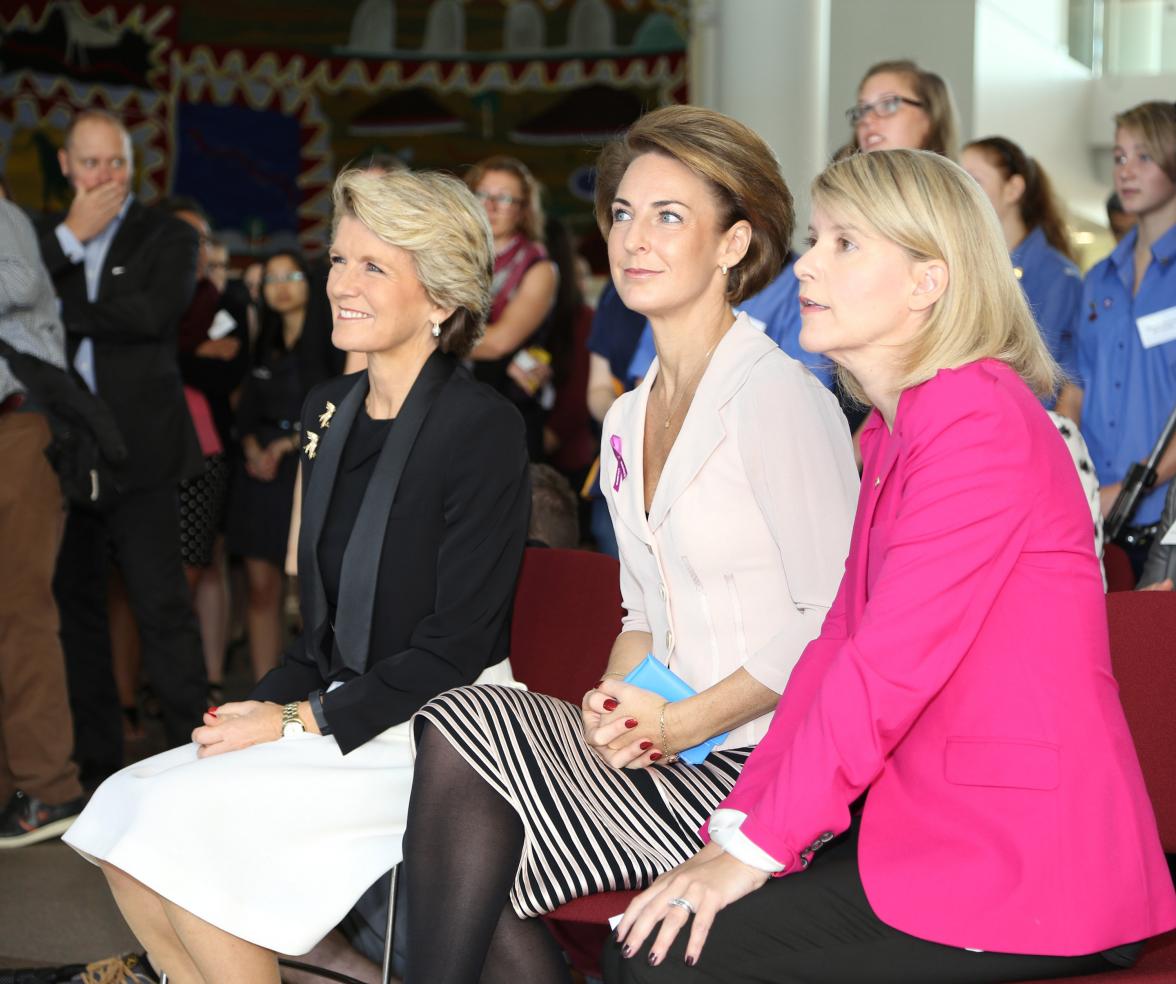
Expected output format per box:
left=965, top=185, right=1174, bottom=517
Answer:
left=282, top=720, right=306, bottom=737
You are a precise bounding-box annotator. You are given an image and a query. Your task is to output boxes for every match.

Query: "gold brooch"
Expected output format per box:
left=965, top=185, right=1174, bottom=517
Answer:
left=318, top=401, right=336, bottom=429
left=304, top=431, right=319, bottom=459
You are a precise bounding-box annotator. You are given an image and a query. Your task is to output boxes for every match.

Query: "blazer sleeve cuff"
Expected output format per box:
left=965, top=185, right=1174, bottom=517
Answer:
left=708, top=809, right=788, bottom=873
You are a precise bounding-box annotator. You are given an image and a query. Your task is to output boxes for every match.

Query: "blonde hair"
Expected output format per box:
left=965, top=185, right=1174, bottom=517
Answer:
left=593, top=104, right=794, bottom=304
left=1114, top=101, right=1176, bottom=183
left=332, top=168, right=494, bottom=358
left=464, top=155, right=545, bottom=243
left=856, top=59, right=959, bottom=160
left=811, top=149, right=1060, bottom=403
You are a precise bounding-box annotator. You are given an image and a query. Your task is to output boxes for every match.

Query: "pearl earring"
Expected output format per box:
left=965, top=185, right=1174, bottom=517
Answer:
left=720, top=264, right=728, bottom=275
left=431, top=322, right=441, bottom=338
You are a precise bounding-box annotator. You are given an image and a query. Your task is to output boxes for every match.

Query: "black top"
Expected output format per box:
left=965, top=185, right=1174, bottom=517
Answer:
left=319, top=407, right=393, bottom=620
left=250, top=352, right=531, bottom=754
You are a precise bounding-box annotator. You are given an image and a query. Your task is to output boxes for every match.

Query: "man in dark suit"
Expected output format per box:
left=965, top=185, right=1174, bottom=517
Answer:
left=38, top=109, right=208, bottom=788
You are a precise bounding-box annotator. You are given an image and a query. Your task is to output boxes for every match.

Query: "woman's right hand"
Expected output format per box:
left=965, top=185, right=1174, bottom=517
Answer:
left=581, top=679, right=665, bottom=770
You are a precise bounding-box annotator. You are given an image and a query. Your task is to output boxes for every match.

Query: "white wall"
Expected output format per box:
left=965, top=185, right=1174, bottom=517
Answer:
left=972, top=0, right=1101, bottom=223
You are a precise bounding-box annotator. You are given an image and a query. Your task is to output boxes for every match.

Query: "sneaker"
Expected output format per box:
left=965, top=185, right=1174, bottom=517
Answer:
left=68, top=953, right=159, bottom=984
left=0, top=791, right=85, bottom=848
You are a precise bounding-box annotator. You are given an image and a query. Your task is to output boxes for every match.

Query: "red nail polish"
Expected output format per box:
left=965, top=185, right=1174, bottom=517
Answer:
left=649, top=751, right=663, bottom=761
left=622, top=944, right=632, bottom=957
left=648, top=952, right=659, bottom=966
left=686, top=955, right=696, bottom=967
left=625, top=718, right=638, bottom=728
left=603, top=698, right=618, bottom=711
left=208, top=706, right=219, bottom=716
left=640, top=740, right=653, bottom=750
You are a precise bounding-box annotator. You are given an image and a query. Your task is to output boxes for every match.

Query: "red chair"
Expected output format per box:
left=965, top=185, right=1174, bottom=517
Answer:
left=1104, top=542, right=1138, bottom=592
left=1021, top=591, right=1176, bottom=983
left=506, top=547, right=639, bottom=975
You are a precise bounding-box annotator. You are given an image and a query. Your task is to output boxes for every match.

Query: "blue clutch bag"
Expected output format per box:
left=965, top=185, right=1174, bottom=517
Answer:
left=623, top=654, right=729, bottom=765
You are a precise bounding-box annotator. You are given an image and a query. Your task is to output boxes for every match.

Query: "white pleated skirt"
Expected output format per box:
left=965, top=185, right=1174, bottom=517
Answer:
left=64, top=661, right=519, bottom=956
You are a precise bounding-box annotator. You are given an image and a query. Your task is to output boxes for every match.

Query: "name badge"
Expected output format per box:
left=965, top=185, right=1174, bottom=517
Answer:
left=1136, top=305, right=1176, bottom=349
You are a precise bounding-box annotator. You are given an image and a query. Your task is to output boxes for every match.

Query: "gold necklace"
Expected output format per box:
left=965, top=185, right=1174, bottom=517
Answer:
left=658, top=339, right=720, bottom=430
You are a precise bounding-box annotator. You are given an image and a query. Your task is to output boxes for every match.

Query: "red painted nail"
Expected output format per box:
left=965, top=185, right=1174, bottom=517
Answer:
left=207, top=706, right=219, bottom=715
left=649, top=751, right=663, bottom=761
left=640, top=740, right=653, bottom=750
left=625, top=718, right=638, bottom=728
left=686, top=955, right=696, bottom=967
left=603, top=698, right=618, bottom=711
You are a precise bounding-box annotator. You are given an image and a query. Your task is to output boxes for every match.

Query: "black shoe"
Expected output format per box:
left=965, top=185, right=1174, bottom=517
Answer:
left=0, top=967, right=83, bottom=984
left=0, top=790, right=85, bottom=848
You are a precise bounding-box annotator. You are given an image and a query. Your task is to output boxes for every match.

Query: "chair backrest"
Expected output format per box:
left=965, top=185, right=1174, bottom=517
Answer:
left=1103, top=542, right=1137, bottom=592
left=509, top=547, right=623, bottom=704
left=1106, top=591, right=1176, bottom=851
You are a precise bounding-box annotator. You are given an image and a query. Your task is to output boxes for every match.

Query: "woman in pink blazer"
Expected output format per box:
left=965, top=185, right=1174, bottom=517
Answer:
left=608, top=150, right=1176, bottom=983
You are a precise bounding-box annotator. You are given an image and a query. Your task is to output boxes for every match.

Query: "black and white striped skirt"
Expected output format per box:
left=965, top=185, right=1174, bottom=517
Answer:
left=413, top=685, right=752, bottom=919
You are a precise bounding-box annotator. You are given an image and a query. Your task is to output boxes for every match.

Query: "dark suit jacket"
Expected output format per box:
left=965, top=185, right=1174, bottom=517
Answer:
left=250, top=354, right=532, bottom=754
left=37, top=199, right=202, bottom=490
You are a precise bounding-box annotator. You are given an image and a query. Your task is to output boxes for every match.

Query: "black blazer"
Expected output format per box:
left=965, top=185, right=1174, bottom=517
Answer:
left=250, top=354, right=531, bottom=754
left=37, top=199, right=202, bottom=490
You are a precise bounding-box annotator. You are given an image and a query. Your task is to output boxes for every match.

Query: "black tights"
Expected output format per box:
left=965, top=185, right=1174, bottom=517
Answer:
left=402, top=721, right=572, bottom=984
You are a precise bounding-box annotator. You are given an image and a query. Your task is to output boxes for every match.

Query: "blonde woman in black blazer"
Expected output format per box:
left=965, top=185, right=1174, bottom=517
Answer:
left=63, top=168, right=530, bottom=984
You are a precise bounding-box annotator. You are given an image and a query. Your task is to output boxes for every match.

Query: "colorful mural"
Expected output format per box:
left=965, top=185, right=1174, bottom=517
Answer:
left=0, top=0, right=688, bottom=255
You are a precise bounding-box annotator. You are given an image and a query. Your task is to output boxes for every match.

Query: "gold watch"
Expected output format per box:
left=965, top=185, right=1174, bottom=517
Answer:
left=281, top=701, right=305, bottom=737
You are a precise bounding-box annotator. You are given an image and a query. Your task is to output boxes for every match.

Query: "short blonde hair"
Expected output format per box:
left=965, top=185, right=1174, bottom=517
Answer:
left=464, top=155, right=545, bottom=243
left=811, top=149, right=1060, bottom=403
left=856, top=60, right=959, bottom=160
left=1115, top=101, right=1176, bottom=183
left=593, top=105, right=793, bottom=304
left=332, top=168, right=494, bottom=358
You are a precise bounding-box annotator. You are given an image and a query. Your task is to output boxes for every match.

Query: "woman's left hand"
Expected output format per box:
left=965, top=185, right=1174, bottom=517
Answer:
left=590, top=678, right=670, bottom=768
left=191, top=700, right=282, bottom=758
left=615, top=845, right=770, bottom=968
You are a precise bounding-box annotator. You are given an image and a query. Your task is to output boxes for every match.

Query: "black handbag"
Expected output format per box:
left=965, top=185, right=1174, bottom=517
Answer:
left=0, top=337, right=127, bottom=508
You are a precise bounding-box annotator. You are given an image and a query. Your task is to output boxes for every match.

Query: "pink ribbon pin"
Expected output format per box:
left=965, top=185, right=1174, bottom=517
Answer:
left=610, top=435, right=628, bottom=492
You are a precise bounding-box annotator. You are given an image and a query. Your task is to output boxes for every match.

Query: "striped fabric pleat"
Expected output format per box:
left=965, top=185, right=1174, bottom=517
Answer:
left=413, top=685, right=752, bottom=919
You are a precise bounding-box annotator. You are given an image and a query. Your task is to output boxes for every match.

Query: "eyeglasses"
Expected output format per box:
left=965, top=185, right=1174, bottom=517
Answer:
left=263, top=271, right=306, bottom=285
left=846, top=95, right=925, bottom=127
left=476, top=191, right=523, bottom=208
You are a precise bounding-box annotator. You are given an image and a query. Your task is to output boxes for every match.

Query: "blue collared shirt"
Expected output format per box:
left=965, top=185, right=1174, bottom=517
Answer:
left=1075, top=222, right=1176, bottom=525
left=625, top=261, right=836, bottom=388
left=54, top=193, right=134, bottom=392
left=1012, top=226, right=1082, bottom=392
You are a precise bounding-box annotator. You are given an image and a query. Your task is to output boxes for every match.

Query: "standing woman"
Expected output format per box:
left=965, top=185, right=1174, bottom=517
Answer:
left=62, top=168, right=530, bottom=984
left=606, top=149, right=1176, bottom=984
left=1064, top=102, right=1176, bottom=572
left=225, top=250, right=330, bottom=680
left=849, top=58, right=958, bottom=158
left=465, top=155, right=558, bottom=458
left=962, top=136, right=1083, bottom=384
left=402, top=105, right=858, bottom=984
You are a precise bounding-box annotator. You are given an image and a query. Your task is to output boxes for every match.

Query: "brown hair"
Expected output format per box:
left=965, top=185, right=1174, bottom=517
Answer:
left=855, top=59, right=959, bottom=159
left=1114, top=101, right=1176, bottom=183
left=964, top=136, right=1076, bottom=262
left=464, top=155, right=545, bottom=243
left=593, top=104, right=794, bottom=304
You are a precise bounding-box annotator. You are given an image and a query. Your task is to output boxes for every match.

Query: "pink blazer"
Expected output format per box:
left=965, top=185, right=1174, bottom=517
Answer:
left=712, top=359, right=1176, bottom=956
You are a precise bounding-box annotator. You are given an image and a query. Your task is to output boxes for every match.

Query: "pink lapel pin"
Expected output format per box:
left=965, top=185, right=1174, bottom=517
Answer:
left=610, top=435, right=628, bottom=492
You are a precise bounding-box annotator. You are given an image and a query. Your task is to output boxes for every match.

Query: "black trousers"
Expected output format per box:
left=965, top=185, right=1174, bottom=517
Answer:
left=53, top=483, right=208, bottom=787
left=602, top=819, right=1119, bottom=984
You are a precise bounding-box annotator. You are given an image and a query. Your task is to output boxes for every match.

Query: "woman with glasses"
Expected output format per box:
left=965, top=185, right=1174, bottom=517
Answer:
left=226, top=250, right=334, bottom=679
left=62, top=168, right=530, bottom=984
left=848, top=59, right=958, bottom=159
left=605, top=147, right=1175, bottom=984
left=961, top=136, right=1082, bottom=383
left=465, top=155, right=558, bottom=459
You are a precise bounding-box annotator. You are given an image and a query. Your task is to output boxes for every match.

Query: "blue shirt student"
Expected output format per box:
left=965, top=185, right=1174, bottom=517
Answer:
left=1012, top=226, right=1083, bottom=386
left=1075, top=222, right=1176, bottom=525
left=625, top=261, right=836, bottom=388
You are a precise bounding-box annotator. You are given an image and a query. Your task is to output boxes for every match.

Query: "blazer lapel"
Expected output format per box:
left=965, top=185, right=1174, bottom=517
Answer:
left=332, top=350, right=456, bottom=675
left=606, top=372, right=654, bottom=546
left=647, top=317, right=769, bottom=531
left=98, top=200, right=142, bottom=298
left=298, top=372, right=368, bottom=667
left=848, top=407, right=903, bottom=611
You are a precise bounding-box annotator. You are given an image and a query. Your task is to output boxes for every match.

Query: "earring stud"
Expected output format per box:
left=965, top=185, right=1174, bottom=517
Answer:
left=431, top=322, right=441, bottom=338
left=720, top=264, right=728, bottom=275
